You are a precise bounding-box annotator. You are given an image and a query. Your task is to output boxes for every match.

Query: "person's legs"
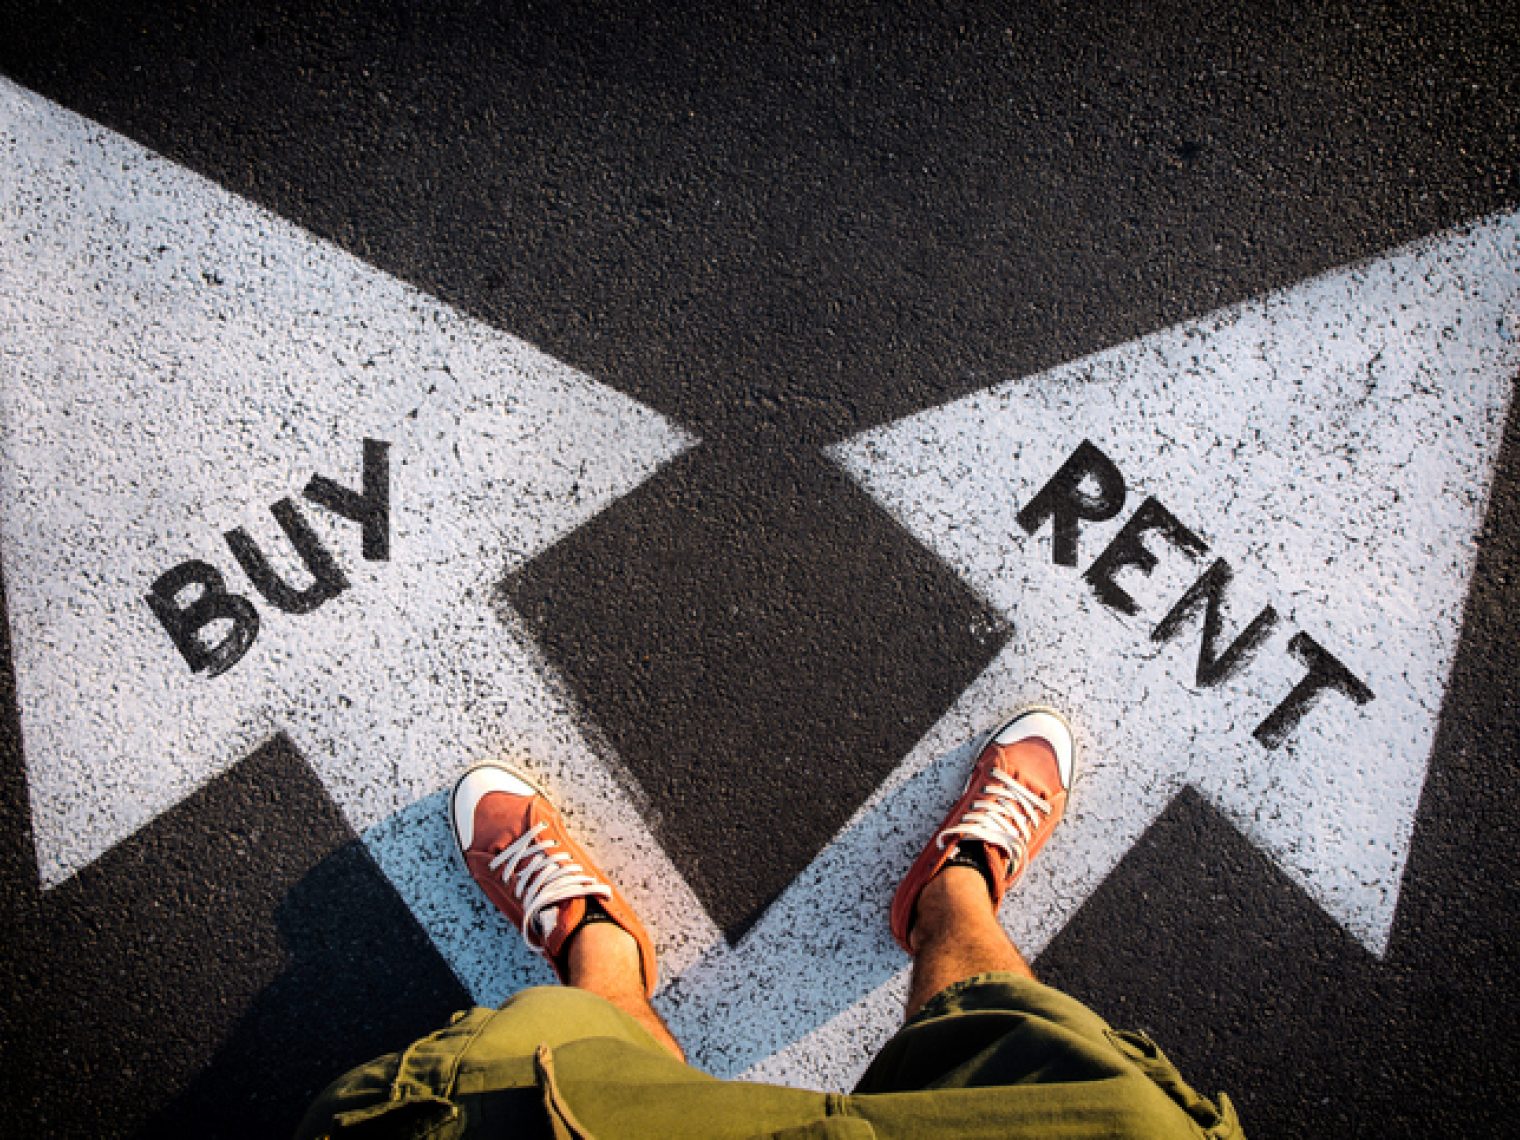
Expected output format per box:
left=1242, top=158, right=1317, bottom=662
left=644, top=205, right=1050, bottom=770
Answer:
left=451, top=764, right=685, bottom=1060
left=891, top=707, right=1076, bottom=1020
left=863, top=741, right=1245, bottom=1137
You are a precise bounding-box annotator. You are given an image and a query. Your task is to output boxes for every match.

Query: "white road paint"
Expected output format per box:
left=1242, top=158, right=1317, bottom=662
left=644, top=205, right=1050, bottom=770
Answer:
left=666, top=209, right=1520, bottom=1092
left=0, top=80, right=722, bottom=1001
left=828, top=211, right=1516, bottom=954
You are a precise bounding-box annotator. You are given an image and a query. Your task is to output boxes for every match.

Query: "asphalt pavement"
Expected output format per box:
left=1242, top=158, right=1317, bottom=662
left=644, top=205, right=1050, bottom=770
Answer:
left=2, top=3, right=1517, bottom=1136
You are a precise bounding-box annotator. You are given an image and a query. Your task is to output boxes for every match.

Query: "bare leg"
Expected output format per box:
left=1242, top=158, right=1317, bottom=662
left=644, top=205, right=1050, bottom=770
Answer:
left=563, top=920, right=686, bottom=1060
left=905, top=864, right=1033, bottom=1019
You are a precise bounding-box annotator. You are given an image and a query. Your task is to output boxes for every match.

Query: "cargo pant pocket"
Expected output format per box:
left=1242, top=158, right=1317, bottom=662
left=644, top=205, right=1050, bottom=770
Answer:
left=1104, top=1029, right=1245, bottom=1139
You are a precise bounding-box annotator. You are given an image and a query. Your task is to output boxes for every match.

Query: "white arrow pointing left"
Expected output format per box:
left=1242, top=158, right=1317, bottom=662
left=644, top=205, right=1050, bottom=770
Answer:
left=0, top=79, right=720, bottom=998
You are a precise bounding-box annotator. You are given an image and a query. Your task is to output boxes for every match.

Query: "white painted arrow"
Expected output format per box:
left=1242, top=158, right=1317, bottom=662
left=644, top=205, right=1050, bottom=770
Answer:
left=651, top=211, right=1520, bottom=1093
left=830, top=211, right=1518, bottom=959
left=0, top=79, right=721, bottom=999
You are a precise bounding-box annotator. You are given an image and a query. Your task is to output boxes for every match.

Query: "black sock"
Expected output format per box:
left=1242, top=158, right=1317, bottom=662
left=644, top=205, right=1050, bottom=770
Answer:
left=553, top=899, right=617, bottom=978
left=943, top=840, right=998, bottom=901
left=576, top=897, right=618, bottom=928
left=552, top=898, right=618, bottom=973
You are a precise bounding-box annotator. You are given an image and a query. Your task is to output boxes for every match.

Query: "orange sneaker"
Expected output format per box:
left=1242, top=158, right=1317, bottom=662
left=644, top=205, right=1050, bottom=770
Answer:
left=450, top=764, right=659, bottom=997
left=890, top=707, right=1076, bottom=953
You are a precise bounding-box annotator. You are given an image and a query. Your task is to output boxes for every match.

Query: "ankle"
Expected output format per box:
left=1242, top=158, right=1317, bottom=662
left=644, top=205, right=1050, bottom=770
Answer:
left=563, top=918, right=685, bottom=1060
left=910, top=865, right=997, bottom=953
left=565, top=918, right=646, bottom=994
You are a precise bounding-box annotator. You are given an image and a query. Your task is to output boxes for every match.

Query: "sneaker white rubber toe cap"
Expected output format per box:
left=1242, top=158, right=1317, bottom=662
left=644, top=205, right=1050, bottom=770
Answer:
left=993, top=708, right=1076, bottom=791
left=451, top=764, right=540, bottom=851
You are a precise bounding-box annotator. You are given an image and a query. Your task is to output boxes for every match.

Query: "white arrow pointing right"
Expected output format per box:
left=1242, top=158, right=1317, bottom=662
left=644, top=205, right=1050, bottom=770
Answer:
left=650, top=212, right=1518, bottom=1092
left=830, top=211, right=1518, bottom=960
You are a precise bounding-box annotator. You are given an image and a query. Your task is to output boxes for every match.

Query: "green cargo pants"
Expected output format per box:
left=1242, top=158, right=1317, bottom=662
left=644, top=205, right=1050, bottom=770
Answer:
left=295, top=972, right=1243, bottom=1139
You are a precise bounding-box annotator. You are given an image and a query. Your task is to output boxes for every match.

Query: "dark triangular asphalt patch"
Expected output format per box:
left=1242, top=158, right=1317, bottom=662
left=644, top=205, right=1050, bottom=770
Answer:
left=505, top=443, right=1006, bottom=937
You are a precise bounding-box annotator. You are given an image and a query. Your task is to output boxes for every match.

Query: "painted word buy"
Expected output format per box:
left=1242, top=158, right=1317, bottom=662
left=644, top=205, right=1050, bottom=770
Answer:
left=1018, top=439, right=1374, bottom=748
left=146, top=439, right=390, bottom=677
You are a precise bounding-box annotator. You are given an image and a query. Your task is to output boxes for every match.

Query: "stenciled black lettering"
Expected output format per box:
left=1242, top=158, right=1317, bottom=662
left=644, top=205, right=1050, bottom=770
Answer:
left=304, top=437, right=391, bottom=561
left=1253, top=632, right=1374, bottom=749
left=1152, top=558, right=1280, bottom=687
left=225, top=498, right=349, bottom=614
left=1016, top=440, right=1127, bottom=567
left=145, top=560, right=259, bottom=677
left=1083, top=496, right=1206, bottom=616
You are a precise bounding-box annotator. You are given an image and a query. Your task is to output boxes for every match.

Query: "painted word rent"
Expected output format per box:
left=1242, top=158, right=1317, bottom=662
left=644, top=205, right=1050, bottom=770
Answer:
left=145, top=439, right=390, bottom=677
left=1017, top=439, right=1374, bottom=747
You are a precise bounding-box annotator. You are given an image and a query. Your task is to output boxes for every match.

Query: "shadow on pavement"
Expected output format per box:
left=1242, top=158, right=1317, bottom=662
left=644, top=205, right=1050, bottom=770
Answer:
left=138, top=834, right=469, bottom=1139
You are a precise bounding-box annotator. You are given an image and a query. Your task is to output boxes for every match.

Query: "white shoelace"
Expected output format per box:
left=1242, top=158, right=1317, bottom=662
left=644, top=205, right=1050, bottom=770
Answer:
left=488, top=821, right=611, bottom=949
left=938, top=769, right=1052, bottom=874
